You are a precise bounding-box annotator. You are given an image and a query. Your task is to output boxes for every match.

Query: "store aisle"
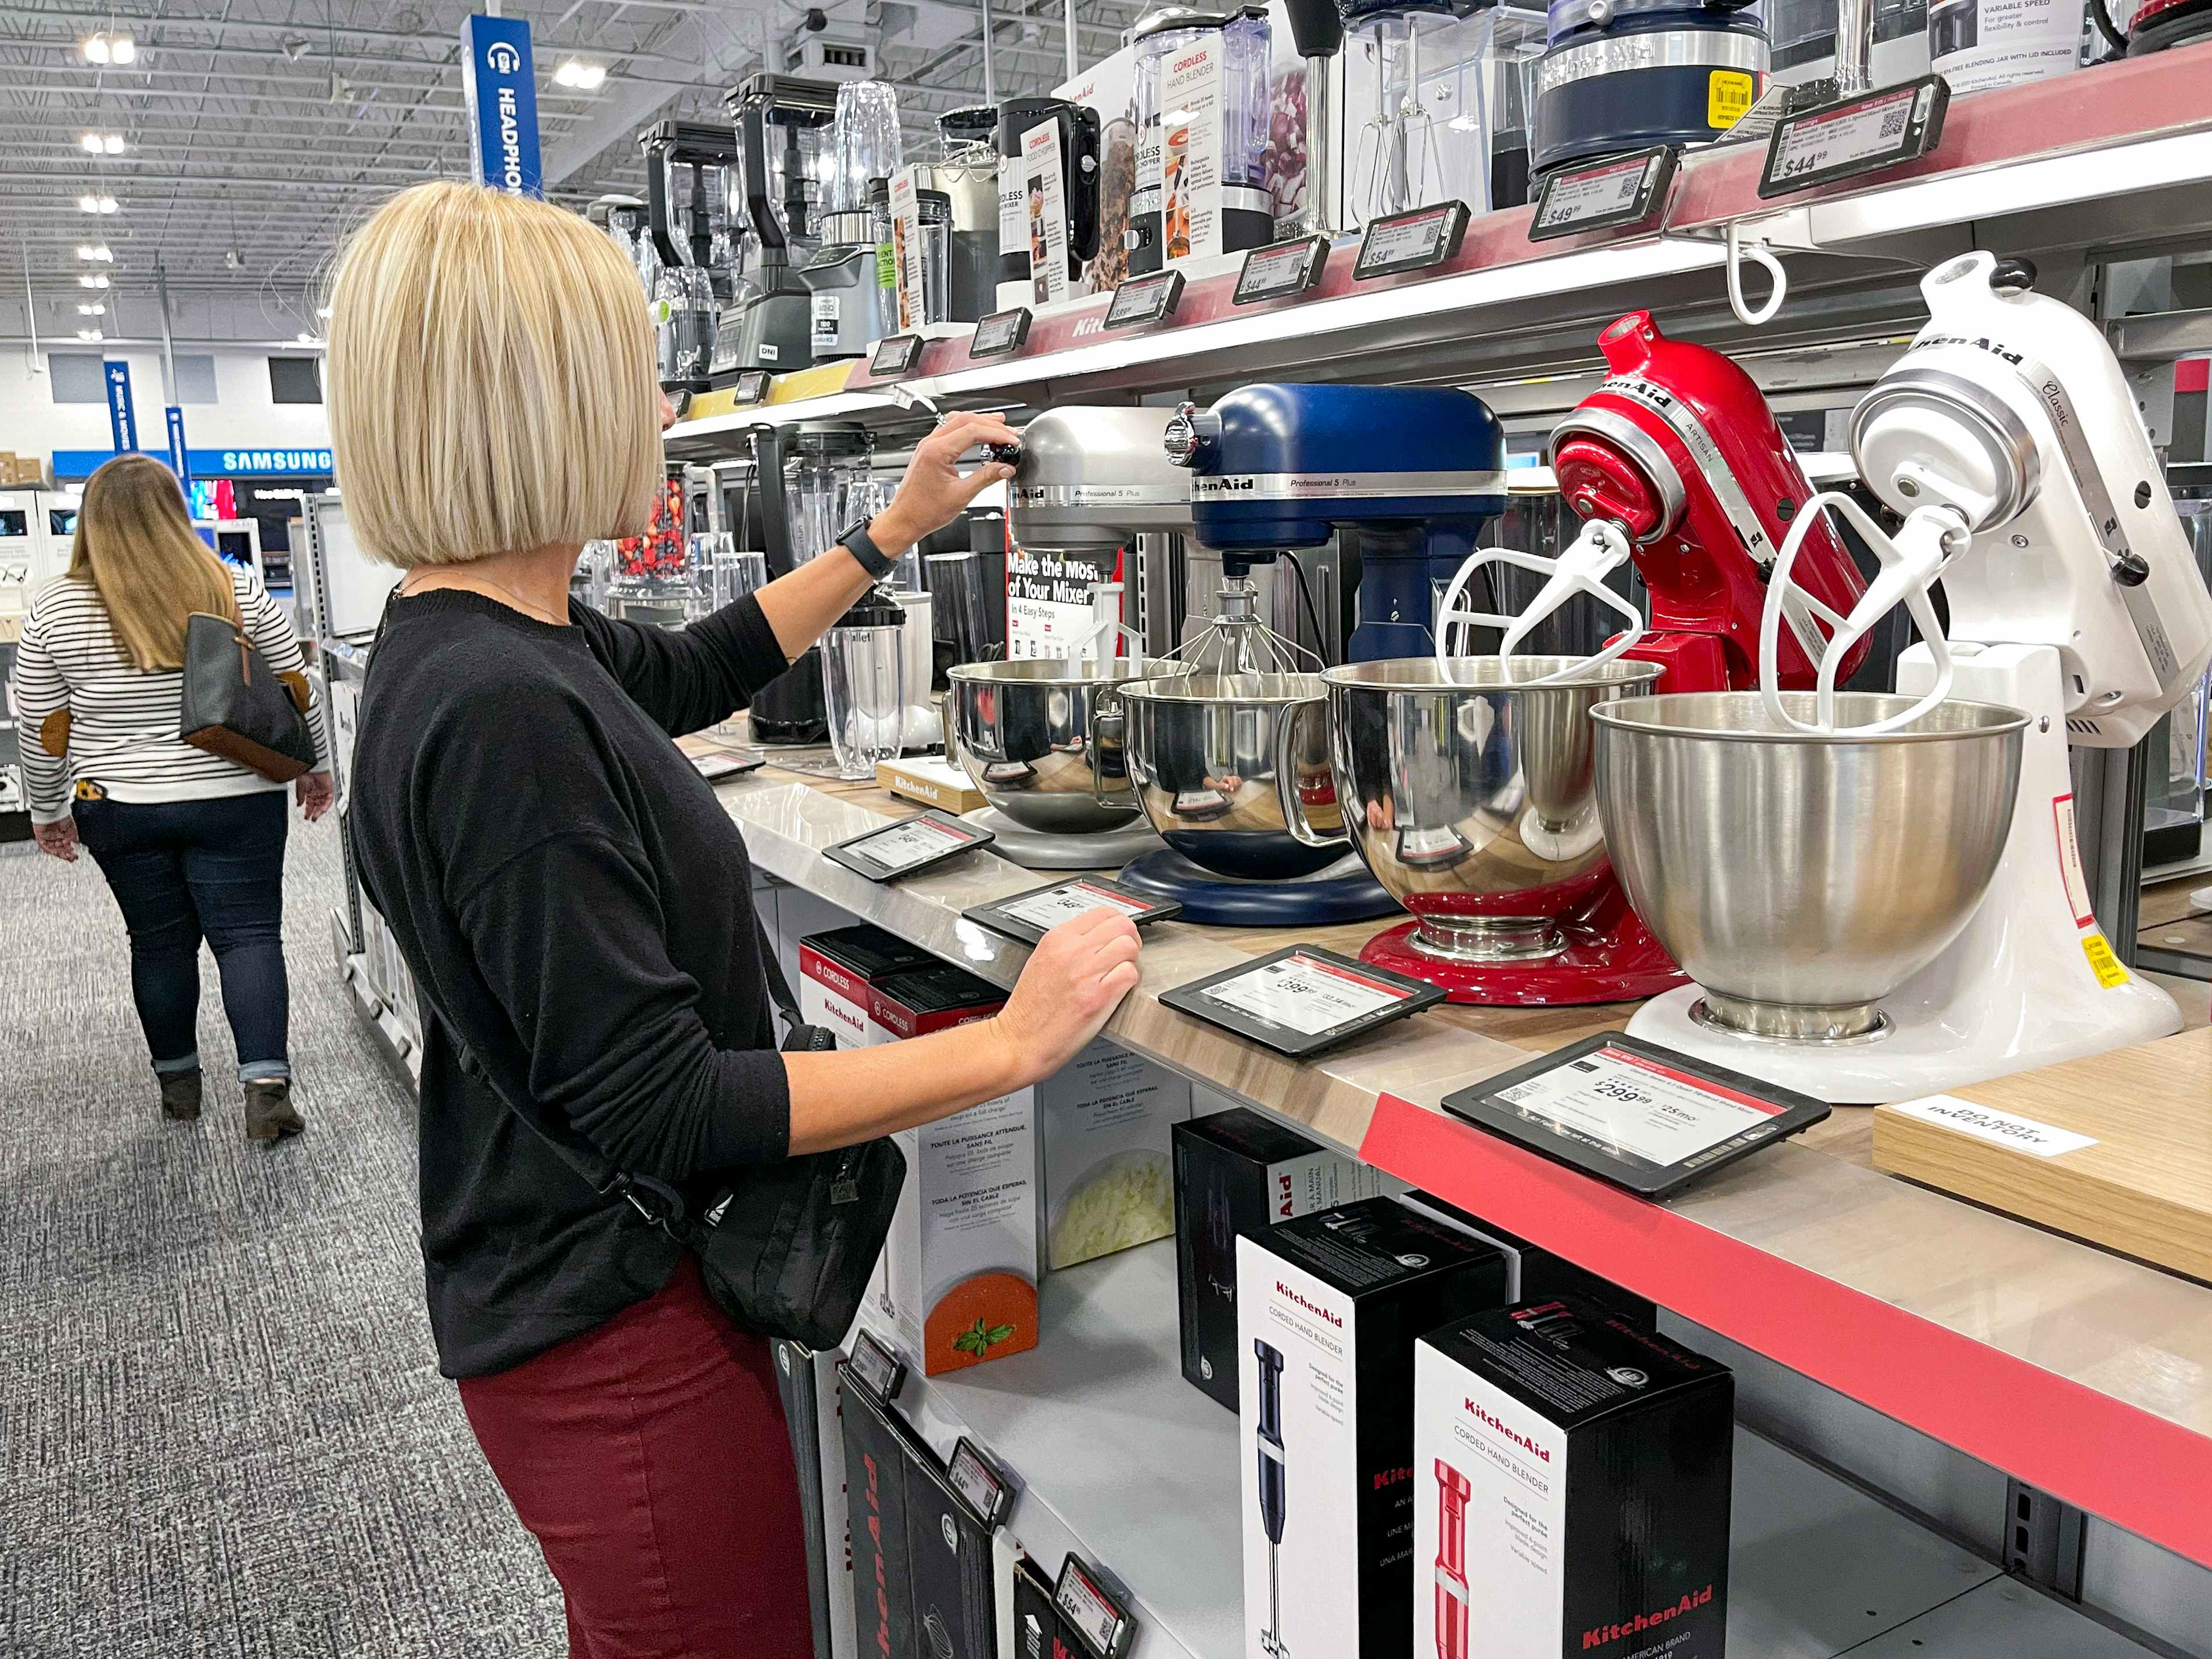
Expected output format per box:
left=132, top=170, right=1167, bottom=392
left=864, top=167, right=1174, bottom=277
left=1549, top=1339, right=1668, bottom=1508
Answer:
left=0, top=827, right=563, bottom=1657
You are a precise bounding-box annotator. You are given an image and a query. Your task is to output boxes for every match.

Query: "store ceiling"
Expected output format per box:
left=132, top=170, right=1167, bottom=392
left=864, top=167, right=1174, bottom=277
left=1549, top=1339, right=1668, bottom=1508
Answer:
left=0, top=0, right=1137, bottom=339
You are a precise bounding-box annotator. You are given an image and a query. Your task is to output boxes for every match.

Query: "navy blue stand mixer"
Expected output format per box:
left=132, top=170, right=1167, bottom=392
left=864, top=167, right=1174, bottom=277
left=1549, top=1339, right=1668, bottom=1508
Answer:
left=1161, top=383, right=1509, bottom=661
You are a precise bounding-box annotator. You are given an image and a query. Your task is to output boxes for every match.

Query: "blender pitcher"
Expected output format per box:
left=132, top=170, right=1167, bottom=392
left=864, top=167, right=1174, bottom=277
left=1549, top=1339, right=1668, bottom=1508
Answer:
left=824, top=588, right=910, bottom=779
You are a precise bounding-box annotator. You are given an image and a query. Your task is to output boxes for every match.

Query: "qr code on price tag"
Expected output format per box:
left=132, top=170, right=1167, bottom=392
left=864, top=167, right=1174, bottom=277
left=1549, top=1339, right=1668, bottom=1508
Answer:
left=1879, top=104, right=1908, bottom=139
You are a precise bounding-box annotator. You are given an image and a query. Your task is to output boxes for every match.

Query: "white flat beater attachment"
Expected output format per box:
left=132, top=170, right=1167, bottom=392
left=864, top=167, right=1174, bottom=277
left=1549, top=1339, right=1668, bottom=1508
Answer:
left=1432, top=518, right=1644, bottom=684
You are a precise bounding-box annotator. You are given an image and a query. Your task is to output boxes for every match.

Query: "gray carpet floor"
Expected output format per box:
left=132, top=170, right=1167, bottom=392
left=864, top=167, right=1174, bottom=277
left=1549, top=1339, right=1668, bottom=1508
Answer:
left=0, top=820, right=565, bottom=1657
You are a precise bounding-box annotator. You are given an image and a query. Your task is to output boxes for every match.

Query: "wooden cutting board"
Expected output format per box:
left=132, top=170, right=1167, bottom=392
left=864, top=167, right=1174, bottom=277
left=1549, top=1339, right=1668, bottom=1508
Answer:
left=1871, top=1027, right=2212, bottom=1282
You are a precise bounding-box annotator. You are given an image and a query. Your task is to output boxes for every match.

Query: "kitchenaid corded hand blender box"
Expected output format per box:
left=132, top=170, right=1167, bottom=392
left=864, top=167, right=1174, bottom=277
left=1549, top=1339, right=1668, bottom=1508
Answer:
left=1175, top=1106, right=1399, bottom=1410
left=860, top=963, right=1040, bottom=1377
left=1236, top=1197, right=1511, bottom=1658
left=1414, top=1297, right=1733, bottom=1659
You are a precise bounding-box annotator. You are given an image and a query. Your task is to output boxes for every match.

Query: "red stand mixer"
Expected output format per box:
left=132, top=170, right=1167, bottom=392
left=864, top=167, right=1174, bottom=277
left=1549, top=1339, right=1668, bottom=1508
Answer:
left=1354, top=311, right=1872, bottom=1004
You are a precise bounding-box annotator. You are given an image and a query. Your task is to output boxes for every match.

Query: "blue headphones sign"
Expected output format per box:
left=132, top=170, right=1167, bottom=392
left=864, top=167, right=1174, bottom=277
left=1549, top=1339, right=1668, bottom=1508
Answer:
left=103, top=361, right=138, bottom=453
left=461, top=15, right=541, bottom=197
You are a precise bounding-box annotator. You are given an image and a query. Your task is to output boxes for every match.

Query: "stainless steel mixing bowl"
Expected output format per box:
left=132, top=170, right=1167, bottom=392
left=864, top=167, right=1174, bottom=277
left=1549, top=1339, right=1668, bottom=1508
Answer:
left=1283, top=657, right=1664, bottom=961
left=946, top=657, right=1166, bottom=834
left=1111, top=673, right=1344, bottom=880
left=1590, top=691, right=2029, bottom=1040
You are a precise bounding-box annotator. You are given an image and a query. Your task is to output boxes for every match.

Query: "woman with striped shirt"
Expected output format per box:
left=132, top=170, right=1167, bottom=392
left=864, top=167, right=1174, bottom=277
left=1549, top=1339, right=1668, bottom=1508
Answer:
left=9, top=454, right=335, bottom=1139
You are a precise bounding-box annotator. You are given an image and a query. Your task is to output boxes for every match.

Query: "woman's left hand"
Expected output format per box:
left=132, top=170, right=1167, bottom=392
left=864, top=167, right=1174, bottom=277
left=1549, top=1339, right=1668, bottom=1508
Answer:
left=297, top=771, right=336, bottom=823
left=871, top=411, right=1020, bottom=554
left=33, top=817, right=78, bottom=862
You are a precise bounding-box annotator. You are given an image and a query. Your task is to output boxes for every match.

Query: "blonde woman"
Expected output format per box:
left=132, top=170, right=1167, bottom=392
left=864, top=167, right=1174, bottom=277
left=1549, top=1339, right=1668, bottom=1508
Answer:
left=9, top=454, right=333, bottom=1137
left=330, top=181, right=1139, bottom=1657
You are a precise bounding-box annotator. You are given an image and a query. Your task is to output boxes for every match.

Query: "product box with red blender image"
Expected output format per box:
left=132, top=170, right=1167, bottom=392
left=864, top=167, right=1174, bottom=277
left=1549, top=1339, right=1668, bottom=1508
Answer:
left=859, top=963, right=1040, bottom=1377
left=1413, top=1295, right=1733, bottom=1659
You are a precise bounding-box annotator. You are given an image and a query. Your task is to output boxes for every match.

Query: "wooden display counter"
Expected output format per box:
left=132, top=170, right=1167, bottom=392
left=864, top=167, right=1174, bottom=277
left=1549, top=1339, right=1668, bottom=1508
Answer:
left=717, top=740, right=2212, bottom=1574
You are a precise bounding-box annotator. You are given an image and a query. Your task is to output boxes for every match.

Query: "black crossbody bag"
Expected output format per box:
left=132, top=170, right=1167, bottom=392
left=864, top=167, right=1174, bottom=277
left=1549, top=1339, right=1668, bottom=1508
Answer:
left=458, top=920, right=906, bottom=1350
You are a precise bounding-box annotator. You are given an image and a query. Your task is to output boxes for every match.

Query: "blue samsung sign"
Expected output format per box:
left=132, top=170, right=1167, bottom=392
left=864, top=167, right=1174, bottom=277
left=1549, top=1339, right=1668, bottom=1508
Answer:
left=104, top=361, right=138, bottom=453
left=461, top=15, right=541, bottom=196
left=54, top=447, right=336, bottom=480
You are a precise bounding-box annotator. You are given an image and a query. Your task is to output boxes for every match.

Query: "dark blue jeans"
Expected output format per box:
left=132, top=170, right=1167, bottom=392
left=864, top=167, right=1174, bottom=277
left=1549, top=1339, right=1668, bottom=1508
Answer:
left=76, top=791, right=292, bottom=1082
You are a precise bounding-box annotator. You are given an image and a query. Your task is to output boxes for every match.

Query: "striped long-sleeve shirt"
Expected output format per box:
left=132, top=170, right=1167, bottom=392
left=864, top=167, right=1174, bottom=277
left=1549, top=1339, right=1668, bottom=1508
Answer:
left=8, top=566, right=332, bottom=825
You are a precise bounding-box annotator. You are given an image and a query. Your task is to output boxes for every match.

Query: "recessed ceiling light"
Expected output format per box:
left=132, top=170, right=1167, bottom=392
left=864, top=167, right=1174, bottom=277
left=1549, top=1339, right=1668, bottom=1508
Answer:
left=82, top=132, right=126, bottom=154
left=81, top=31, right=135, bottom=63
left=77, top=328, right=104, bottom=341
left=78, top=274, right=110, bottom=289
left=78, top=193, right=119, bottom=214
left=78, top=303, right=106, bottom=316
left=554, top=59, right=607, bottom=89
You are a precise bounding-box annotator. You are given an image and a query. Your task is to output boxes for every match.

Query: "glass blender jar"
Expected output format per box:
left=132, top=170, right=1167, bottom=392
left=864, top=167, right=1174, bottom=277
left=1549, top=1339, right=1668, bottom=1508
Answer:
left=824, top=587, right=910, bottom=778
left=1128, top=5, right=1277, bottom=275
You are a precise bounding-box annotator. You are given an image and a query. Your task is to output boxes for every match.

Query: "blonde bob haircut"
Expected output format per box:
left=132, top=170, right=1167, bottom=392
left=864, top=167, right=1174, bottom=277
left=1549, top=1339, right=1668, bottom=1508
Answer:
left=326, top=181, right=662, bottom=569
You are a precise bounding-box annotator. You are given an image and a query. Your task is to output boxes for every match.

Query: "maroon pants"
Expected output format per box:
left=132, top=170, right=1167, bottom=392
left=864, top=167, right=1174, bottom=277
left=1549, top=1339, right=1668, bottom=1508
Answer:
left=458, top=1256, right=816, bottom=1659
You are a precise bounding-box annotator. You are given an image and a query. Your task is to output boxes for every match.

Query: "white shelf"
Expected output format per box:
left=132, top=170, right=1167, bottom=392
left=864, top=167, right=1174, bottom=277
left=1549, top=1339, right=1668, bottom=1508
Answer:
left=858, top=1238, right=2154, bottom=1659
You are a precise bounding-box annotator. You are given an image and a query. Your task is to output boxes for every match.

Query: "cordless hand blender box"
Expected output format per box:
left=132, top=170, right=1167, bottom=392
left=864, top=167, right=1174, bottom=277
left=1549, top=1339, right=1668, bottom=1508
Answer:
left=1413, top=1297, right=1733, bottom=1659
left=900, top=1437, right=1000, bottom=1659
left=1176, top=1105, right=1397, bottom=1410
left=1237, top=1197, right=1512, bottom=1659
left=839, top=1366, right=929, bottom=1659
left=861, top=963, right=1040, bottom=1376
left=774, top=1338, right=856, bottom=1659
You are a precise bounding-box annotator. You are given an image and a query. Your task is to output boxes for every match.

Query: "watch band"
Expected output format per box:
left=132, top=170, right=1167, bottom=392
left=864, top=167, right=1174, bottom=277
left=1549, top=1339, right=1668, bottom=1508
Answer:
left=838, top=518, right=898, bottom=580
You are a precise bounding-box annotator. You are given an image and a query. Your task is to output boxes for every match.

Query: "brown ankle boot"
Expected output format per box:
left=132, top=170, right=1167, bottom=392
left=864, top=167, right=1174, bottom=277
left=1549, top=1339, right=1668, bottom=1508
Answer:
left=159, top=1068, right=203, bottom=1122
left=243, top=1079, right=305, bottom=1143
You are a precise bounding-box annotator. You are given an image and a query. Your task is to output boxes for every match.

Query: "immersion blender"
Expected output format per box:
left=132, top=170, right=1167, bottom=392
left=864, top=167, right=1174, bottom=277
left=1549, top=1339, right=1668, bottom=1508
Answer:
left=1255, top=1340, right=1290, bottom=1657
left=1434, top=1460, right=1471, bottom=1659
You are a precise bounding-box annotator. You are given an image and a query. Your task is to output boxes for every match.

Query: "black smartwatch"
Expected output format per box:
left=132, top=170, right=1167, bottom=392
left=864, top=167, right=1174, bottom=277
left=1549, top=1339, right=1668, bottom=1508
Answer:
left=838, top=518, right=900, bottom=580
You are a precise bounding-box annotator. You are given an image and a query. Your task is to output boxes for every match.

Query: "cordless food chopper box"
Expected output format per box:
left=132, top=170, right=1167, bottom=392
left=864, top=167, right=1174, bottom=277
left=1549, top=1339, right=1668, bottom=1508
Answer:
left=798, top=925, right=936, bottom=1049
left=1236, top=1197, right=1512, bottom=1659
left=839, top=1367, right=931, bottom=1659
left=901, top=1433, right=999, bottom=1659
left=1038, top=1039, right=1192, bottom=1271
left=862, top=963, right=1040, bottom=1376
left=1413, top=1296, right=1733, bottom=1659
left=1175, top=1106, right=1396, bottom=1410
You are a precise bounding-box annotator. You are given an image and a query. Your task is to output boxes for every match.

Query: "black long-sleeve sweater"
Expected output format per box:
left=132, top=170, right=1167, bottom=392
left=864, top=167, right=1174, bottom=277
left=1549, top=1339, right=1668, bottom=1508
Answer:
left=349, top=587, right=794, bottom=1377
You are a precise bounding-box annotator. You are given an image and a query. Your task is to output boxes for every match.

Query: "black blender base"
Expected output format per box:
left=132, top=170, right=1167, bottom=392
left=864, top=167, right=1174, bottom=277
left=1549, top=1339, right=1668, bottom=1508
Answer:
left=1117, top=848, right=1401, bottom=927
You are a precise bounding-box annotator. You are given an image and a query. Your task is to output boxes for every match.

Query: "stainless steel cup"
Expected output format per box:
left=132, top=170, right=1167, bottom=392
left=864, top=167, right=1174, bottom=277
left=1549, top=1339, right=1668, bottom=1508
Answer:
left=1115, top=673, right=1344, bottom=879
left=1281, top=657, right=1664, bottom=962
left=1590, top=691, right=2029, bottom=1040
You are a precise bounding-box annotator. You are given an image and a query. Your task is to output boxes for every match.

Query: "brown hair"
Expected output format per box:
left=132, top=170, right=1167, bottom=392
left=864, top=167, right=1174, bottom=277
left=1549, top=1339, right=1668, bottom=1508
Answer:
left=69, top=454, right=238, bottom=671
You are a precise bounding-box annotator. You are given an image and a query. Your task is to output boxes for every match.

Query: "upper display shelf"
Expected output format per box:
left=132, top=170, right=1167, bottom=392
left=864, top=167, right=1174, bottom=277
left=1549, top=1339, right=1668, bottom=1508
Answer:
left=665, top=45, right=2212, bottom=460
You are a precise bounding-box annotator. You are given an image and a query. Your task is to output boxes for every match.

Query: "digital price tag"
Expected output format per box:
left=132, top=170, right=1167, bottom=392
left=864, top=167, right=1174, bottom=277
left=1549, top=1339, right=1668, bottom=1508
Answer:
left=1161, top=945, right=1446, bottom=1058
left=947, top=1437, right=1012, bottom=1528
left=1103, top=270, right=1185, bottom=331
left=1440, top=1032, right=1831, bottom=1198
left=846, top=1329, right=909, bottom=1402
left=1053, top=1555, right=1135, bottom=1659
left=1529, top=146, right=1676, bottom=242
left=1758, top=76, right=1949, bottom=199
left=673, top=734, right=766, bottom=780
left=825, top=809, right=994, bottom=883
left=730, top=368, right=773, bottom=405
left=970, top=307, right=1032, bottom=358
left=870, top=334, right=924, bottom=378
left=1353, top=200, right=1471, bottom=279
left=1233, top=234, right=1331, bottom=306
left=963, top=875, right=1181, bottom=946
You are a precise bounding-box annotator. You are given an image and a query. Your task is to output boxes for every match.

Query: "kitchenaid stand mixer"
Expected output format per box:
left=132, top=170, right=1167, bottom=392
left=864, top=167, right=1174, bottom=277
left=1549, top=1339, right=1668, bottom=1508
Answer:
left=1609, top=252, right=2212, bottom=1100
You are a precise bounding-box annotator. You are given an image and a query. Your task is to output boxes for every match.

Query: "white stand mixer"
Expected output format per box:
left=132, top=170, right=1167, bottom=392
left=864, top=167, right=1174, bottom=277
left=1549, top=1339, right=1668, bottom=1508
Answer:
left=1630, top=252, right=2212, bottom=1102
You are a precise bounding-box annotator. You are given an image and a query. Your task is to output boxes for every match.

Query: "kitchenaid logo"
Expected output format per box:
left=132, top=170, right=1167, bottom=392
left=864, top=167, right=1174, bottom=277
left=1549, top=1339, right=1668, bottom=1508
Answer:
left=1581, top=1584, right=1714, bottom=1649
left=1274, top=1281, right=1342, bottom=1327
left=1276, top=1173, right=1294, bottom=1219
left=1370, top=1464, right=1412, bottom=1491
left=1601, top=374, right=1675, bottom=410
left=1468, top=1401, right=1549, bottom=1461
left=861, top=1452, right=893, bottom=1659
left=1191, top=476, right=1258, bottom=495
left=1910, top=332, right=2024, bottom=367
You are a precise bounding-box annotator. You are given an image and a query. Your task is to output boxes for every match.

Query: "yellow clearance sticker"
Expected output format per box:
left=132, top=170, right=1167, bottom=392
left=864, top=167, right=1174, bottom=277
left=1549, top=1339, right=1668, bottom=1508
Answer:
left=2082, top=933, right=2131, bottom=989
left=1710, top=70, right=1756, bottom=130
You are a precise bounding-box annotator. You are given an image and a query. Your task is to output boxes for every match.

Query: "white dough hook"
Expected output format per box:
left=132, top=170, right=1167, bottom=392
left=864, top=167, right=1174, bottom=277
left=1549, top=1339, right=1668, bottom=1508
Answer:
left=1726, top=222, right=1787, bottom=327
left=1434, top=518, right=1644, bottom=685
